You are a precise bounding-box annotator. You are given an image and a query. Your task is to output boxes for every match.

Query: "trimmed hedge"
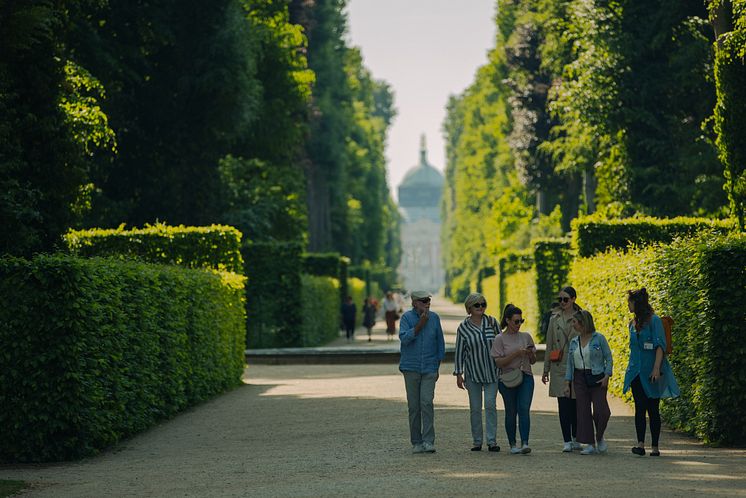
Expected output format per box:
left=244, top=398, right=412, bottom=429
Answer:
left=65, top=223, right=244, bottom=273
left=243, top=241, right=303, bottom=348
left=533, top=238, right=572, bottom=322
left=569, top=233, right=746, bottom=445
left=302, top=252, right=341, bottom=277
left=0, top=255, right=245, bottom=462
left=503, top=267, right=539, bottom=339
left=571, top=215, right=733, bottom=257
left=300, top=275, right=340, bottom=346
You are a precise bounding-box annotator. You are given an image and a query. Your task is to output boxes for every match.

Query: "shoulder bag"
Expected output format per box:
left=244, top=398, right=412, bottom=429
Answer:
left=500, top=334, right=525, bottom=388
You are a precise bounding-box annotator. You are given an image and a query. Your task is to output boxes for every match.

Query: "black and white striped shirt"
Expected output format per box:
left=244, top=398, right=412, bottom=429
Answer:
left=454, top=314, right=500, bottom=383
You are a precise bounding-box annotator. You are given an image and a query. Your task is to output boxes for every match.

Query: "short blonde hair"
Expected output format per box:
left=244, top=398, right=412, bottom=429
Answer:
left=572, top=309, right=596, bottom=333
left=464, top=292, right=486, bottom=313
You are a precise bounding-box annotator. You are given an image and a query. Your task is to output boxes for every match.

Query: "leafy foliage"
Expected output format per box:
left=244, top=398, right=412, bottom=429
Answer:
left=571, top=214, right=734, bottom=257
left=533, top=238, right=572, bottom=326
left=64, top=223, right=244, bottom=273
left=300, top=274, right=339, bottom=346
left=0, top=254, right=245, bottom=462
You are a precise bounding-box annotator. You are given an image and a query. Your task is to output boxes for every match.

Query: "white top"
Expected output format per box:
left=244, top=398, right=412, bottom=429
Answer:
left=383, top=298, right=398, bottom=312
left=573, top=342, right=591, bottom=370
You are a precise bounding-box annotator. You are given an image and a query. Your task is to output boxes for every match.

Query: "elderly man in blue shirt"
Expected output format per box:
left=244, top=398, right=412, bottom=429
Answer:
left=399, top=290, right=446, bottom=453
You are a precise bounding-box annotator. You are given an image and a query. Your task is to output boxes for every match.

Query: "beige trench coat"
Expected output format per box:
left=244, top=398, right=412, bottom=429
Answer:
left=543, top=311, right=579, bottom=398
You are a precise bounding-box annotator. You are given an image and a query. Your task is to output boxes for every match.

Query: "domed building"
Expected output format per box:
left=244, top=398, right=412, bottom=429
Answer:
left=397, top=136, right=445, bottom=293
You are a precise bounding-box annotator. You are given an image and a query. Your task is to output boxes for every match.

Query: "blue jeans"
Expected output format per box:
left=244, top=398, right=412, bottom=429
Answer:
left=465, top=377, right=499, bottom=446
left=402, top=371, right=439, bottom=445
left=498, top=373, right=534, bottom=446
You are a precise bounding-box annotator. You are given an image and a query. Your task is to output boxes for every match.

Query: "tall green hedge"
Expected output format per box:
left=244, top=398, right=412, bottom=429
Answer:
left=533, top=238, right=572, bottom=321
left=302, top=252, right=341, bottom=276
left=0, top=255, right=245, bottom=462
left=65, top=223, right=244, bottom=273
left=569, top=233, right=746, bottom=445
left=243, top=241, right=303, bottom=348
left=300, top=275, right=340, bottom=346
left=571, top=215, right=733, bottom=257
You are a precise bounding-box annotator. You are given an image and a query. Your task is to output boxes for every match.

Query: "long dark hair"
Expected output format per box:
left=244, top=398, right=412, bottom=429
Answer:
left=628, top=288, right=653, bottom=331
left=500, top=303, right=523, bottom=330
left=560, top=285, right=582, bottom=311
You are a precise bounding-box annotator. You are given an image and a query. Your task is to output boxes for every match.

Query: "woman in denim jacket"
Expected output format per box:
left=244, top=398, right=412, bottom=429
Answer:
left=563, top=310, right=613, bottom=455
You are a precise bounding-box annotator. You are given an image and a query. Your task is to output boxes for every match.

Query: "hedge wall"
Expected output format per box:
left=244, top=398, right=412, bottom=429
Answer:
left=569, top=233, right=746, bottom=445
left=0, top=255, right=245, bottom=462
left=65, top=223, right=244, bottom=273
left=571, top=215, right=733, bottom=257
left=503, top=267, right=539, bottom=339
left=533, top=238, right=572, bottom=320
left=243, top=242, right=303, bottom=348
left=300, top=275, right=340, bottom=346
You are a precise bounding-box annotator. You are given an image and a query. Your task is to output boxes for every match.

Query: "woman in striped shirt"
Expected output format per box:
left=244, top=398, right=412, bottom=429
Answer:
left=454, top=292, right=501, bottom=452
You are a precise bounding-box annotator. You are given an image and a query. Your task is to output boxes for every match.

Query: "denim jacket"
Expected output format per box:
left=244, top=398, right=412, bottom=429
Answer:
left=564, top=332, right=613, bottom=381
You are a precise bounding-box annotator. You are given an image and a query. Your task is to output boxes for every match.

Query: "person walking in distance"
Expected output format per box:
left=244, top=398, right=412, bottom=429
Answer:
left=341, top=295, right=356, bottom=342
left=362, top=297, right=377, bottom=342
left=542, top=286, right=583, bottom=452
left=624, top=288, right=680, bottom=457
left=383, top=291, right=400, bottom=341
left=454, top=293, right=501, bottom=452
left=399, top=291, right=446, bottom=453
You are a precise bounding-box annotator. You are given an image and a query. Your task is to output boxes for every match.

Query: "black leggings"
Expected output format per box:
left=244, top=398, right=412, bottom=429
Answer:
left=558, top=397, right=577, bottom=442
left=631, top=376, right=661, bottom=447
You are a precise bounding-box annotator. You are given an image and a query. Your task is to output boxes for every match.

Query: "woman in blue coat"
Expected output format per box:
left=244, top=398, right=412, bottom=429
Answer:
left=623, top=288, right=680, bottom=457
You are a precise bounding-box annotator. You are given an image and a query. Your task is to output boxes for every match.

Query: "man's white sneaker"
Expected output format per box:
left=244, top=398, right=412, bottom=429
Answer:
left=422, top=442, right=436, bottom=453
left=510, top=446, right=522, bottom=454
left=571, top=439, right=582, bottom=451
left=580, top=445, right=598, bottom=455
left=520, top=444, right=532, bottom=454
left=412, top=444, right=425, bottom=454
left=597, top=439, right=608, bottom=453
left=563, top=442, right=573, bottom=452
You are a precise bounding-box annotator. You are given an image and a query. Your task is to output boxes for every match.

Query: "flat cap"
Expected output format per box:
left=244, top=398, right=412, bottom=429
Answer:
left=410, top=290, right=432, bottom=300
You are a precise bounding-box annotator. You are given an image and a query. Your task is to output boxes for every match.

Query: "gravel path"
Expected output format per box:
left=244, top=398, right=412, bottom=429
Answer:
left=2, top=297, right=745, bottom=496
left=2, top=361, right=745, bottom=497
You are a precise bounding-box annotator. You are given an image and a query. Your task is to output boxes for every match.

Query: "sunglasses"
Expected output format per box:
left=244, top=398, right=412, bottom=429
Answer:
left=558, top=296, right=571, bottom=303
left=472, top=302, right=487, bottom=309
left=417, top=298, right=431, bottom=304
left=512, top=319, right=525, bottom=325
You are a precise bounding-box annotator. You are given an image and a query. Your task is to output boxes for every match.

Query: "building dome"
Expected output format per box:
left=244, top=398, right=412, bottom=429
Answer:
left=398, top=135, right=444, bottom=222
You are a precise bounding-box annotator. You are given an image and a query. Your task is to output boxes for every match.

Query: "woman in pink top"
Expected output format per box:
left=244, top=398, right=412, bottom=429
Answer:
left=491, top=304, right=537, bottom=454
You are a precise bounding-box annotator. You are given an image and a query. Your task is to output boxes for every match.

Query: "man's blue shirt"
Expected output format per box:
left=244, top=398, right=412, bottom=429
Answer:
left=399, top=308, right=445, bottom=373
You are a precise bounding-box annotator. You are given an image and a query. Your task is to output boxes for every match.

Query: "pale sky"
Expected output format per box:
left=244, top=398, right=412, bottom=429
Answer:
left=346, top=0, right=497, bottom=200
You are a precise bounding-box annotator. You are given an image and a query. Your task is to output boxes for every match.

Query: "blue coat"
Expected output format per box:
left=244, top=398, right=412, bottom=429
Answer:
left=623, top=314, right=680, bottom=399
left=399, top=309, right=445, bottom=374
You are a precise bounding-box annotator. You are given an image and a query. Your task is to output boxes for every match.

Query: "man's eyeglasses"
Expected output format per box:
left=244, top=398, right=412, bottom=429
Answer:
left=513, top=319, right=525, bottom=325
left=472, top=302, right=487, bottom=309
left=558, top=296, right=571, bottom=303
left=417, top=298, right=431, bottom=304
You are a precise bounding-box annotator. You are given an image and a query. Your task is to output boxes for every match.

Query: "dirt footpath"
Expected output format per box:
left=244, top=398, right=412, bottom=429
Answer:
left=1, top=361, right=745, bottom=497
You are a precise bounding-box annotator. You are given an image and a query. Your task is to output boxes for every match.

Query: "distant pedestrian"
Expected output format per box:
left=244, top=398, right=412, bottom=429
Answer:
left=454, top=293, right=501, bottom=452
left=363, top=297, right=377, bottom=342
left=563, top=310, right=613, bottom=455
left=491, top=303, right=536, bottom=454
left=383, top=291, right=400, bottom=341
left=542, top=286, right=583, bottom=452
left=341, top=295, right=356, bottom=342
left=399, top=290, right=446, bottom=453
left=624, top=288, right=680, bottom=457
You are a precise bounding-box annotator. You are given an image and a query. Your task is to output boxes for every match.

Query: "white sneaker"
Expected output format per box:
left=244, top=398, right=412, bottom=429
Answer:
left=580, top=445, right=598, bottom=455
left=422, top=442, right=436, bottom=453
left=510, top=446, right=522, bottom=454
left=571, top=439, right=582, bottom=451
left=520, top=444, right=532, bottom=454
left=562, top=442, right=573, bottom=452
left=412, top=444, right=425, bottom=454
left=597, top=439, right=608, bottom=453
